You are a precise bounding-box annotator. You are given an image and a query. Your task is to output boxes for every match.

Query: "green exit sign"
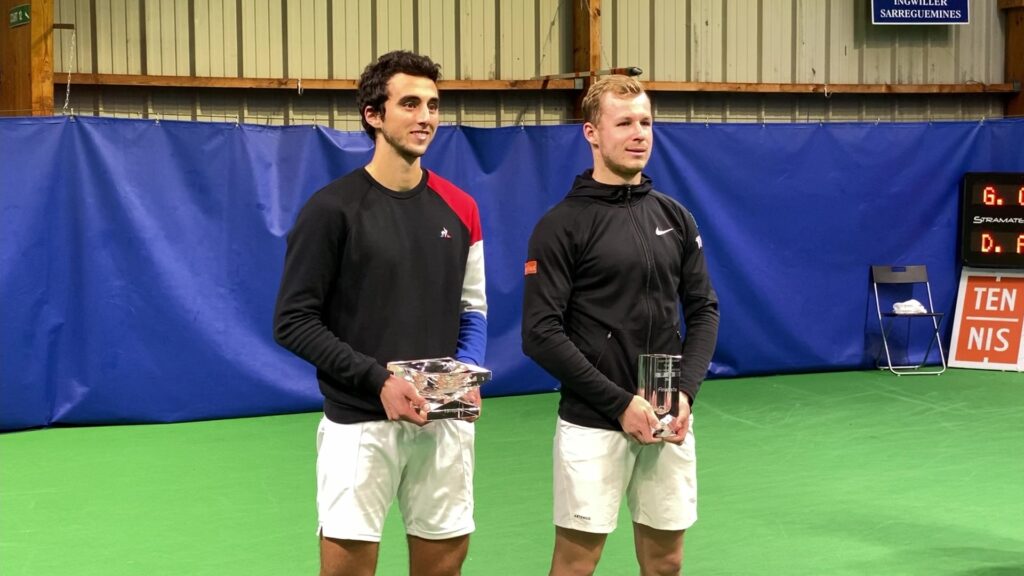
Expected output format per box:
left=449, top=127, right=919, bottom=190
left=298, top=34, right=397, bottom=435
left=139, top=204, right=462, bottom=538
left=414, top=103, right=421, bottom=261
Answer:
left=9, top=4, right=30, bottom=28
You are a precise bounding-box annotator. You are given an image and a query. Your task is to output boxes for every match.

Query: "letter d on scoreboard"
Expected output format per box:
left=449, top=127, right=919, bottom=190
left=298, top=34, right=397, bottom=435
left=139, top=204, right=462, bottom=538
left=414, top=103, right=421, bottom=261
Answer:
left=949, top=269, right=1024, bottom=371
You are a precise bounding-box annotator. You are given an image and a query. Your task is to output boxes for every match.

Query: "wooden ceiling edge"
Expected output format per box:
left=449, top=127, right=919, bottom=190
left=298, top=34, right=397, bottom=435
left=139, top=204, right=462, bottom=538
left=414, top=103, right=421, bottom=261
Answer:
left=58, top=74, right=1020, bottom=95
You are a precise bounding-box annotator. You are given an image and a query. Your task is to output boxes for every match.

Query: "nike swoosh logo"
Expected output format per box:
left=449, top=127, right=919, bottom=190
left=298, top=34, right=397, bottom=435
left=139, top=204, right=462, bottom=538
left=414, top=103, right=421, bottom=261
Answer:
left=655, top=227, right=674, bottom=236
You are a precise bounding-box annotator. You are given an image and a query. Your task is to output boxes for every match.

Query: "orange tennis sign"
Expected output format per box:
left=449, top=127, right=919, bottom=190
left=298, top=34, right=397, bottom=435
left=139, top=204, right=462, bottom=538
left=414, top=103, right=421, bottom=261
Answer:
left=949, top=269, right=1024, bottom=371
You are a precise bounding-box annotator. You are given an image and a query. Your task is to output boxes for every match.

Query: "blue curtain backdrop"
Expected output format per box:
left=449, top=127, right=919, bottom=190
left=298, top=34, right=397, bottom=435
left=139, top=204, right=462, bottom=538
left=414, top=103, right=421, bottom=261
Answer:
left=2, top=116, right=1023, bottom=430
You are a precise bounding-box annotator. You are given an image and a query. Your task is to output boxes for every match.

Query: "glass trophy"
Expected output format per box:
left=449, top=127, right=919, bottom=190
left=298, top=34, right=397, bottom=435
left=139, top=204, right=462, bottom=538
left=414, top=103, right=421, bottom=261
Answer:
left=386, top=357, right=491, bottom=421
left=637, top=354, right=681, bottom=438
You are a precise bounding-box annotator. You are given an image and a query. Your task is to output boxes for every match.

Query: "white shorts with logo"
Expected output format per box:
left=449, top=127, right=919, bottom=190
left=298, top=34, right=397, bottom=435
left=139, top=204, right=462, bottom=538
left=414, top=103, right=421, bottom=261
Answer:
left=315, top=416, right=475, bottom=542
left=553, top=416, right=697, bottom=533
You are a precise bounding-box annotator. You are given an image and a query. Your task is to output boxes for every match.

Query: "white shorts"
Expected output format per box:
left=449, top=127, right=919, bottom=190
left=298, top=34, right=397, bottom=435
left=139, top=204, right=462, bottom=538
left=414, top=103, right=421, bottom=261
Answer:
left=315, top=416, right=475, bottom=542
left=553, top=416, right=697, bottom=533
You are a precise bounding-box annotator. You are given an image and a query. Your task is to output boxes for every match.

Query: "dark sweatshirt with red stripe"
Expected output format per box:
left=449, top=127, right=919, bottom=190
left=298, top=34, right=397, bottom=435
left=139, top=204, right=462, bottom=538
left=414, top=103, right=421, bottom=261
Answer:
left=273, top=168, right=487, bottom=424
left=522, top=170, right=719, bottom=431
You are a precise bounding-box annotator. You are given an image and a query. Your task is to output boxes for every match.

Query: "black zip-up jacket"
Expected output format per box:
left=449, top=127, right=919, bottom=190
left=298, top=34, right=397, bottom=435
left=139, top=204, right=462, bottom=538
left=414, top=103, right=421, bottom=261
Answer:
left=522, top=170, right=719, bottom=431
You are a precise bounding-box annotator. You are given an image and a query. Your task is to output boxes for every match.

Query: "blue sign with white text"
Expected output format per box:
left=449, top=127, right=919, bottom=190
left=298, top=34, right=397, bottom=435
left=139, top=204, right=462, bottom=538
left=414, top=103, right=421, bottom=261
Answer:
left=872, top=0, right=968, bottom=25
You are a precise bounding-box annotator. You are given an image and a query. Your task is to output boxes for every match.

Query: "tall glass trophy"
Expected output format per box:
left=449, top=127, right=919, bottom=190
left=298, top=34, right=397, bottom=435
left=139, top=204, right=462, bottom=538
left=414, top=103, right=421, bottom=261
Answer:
left=387, top=357, right=491, bottom=421
left=637, top=354, right=681, bottom=437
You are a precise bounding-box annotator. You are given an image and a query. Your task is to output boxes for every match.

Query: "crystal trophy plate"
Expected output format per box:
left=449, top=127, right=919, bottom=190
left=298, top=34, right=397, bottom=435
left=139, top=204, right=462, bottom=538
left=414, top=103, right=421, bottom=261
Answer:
left=637, top=354, right=681, bottom=438
left=387, top=357, right=491, bottom=421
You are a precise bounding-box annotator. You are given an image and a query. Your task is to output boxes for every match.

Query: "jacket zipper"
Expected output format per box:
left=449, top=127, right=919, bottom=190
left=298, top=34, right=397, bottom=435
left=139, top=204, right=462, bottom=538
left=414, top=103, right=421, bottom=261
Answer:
left=625, top=186, right=654, bottom=353
left=593, top=331, right=613, bottom=366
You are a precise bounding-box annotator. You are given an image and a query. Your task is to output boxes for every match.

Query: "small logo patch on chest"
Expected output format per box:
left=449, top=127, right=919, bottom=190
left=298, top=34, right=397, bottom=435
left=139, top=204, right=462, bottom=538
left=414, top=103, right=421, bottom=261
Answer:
left=440, top=227, right=452, bottom=239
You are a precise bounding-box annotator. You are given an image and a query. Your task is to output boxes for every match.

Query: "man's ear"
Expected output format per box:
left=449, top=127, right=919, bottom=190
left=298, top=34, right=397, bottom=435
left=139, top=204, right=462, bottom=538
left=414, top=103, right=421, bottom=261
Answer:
left=364, top=105, right=383, bottom=129
left=582, top=122, right=598, bottom=146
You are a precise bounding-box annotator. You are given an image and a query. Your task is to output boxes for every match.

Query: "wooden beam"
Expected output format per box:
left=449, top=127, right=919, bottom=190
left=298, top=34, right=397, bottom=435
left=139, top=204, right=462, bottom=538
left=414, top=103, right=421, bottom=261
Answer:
left=1, top=0, right=53, bottom=115
left=0, top=0, right=25, bottom=114
left=61, top=73, right=578, bottom=91
left=65, top=74, right=358, bottom=90
left=644, top=81, right=1021, bottom=95
left=534, top=67, right=642, bottom=81
left=1002, top=2, right=1024, bottom=116
left=30, top=0, right=53, bottom=115
left=572, top=0, right=601, bottom=118
left=573, top=0, right=601, bottom=74
left=58, top=74, right=1019, bottom=99
left=438, top=79, right=577, bottom=90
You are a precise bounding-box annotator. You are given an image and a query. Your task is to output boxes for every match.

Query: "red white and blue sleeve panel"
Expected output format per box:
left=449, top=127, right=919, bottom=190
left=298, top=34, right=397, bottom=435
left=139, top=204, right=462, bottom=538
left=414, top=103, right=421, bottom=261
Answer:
left=428, top=171, right=488, bottom=367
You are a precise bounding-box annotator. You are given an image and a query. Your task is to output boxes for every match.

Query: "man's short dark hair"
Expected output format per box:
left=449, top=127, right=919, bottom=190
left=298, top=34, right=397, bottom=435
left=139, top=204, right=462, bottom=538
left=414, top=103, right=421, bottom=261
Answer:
left=357, top=51, right=442, bottom=141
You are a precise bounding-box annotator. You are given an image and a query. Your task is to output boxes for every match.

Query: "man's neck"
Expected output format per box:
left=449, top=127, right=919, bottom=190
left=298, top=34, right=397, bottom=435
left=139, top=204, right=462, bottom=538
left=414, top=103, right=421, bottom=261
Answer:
left=591, top=164, right=641, bottom=186
left=365, top=146, right=424, bottom=192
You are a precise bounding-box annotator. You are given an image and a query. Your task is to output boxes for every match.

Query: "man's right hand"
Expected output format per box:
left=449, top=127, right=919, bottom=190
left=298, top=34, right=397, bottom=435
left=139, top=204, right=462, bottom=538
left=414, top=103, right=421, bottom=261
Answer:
left=618, top=395, right=662, bottom=444
left=380, top=375, right=429, bottom=426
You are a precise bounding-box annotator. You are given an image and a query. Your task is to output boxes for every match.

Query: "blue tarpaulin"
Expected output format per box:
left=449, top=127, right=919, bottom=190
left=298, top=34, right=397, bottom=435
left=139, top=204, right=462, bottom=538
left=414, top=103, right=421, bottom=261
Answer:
left=2, top=116, right=1023, bottom=430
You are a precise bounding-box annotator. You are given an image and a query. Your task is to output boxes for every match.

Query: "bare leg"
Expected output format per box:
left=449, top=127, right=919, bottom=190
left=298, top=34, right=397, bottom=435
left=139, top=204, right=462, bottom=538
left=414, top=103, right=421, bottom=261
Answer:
left=408, top=534, right=470, bottom=576
left=549, top=526, right=609, bottom=576
left=319, top=536, right=379, bottom=576
left=633, top=523, right=685, bottom=576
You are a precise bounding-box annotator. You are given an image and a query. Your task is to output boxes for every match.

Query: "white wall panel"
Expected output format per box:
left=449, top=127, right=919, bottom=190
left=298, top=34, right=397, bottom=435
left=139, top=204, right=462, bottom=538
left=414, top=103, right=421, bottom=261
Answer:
left=499, top=0, right=534, bottom=78
left=861, top=22, right=894, bottom=82
left=145, top=0, right=189, bottom=76
left=794, top=0, right=826, bottom=83
left=725, top=0, right=758, bottom=82
left=149, top=90, right=197, bottom=121
left=894, top=28, right=927, bottom=84
left=958, top=0, right=1003, bottom=83
left=242, top=0, right=284, bottom=78
left=124, top=0, right=141, bottom=74
left=924, top=26, right=955, bottom=83
left=334, top=0, right=373, bottom=79
left=244, top=92, right=289, bottom=125
left=194, top=0, right=211, bottom=75
left=455, top=92, right=497, bottom=124
left=761, top=0, right=793, bottom=82
left=536, top=0, right=568, bottom=77
left=290, top=92, right=333, bottom=125
left=652, top=0, right=688, bottom=81
left=460, top=0, right=497, bottom=79
left=691, top=0, right=724, bottom=81
left=378, top=0, right=416, bottom=54
left=608, top=0, right=652, bottom=77
left=53, top=0, right=92, bottom=74
left=418, top=0, right=457, bottom=77
left=195, top=91, right=244, bottom=121
left=51, top=0, right=1010, bottom=124
left=56, top=0, right=1009, bottom=85
left=829, top=0, right=860, bottom=83
left=94, top=0, right=129, bottom=73
left=286, top=0, right=328, bottom=79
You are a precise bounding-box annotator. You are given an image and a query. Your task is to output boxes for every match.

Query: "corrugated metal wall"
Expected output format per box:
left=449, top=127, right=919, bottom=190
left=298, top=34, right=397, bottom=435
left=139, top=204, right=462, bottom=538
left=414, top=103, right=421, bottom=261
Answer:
left=603, top=0, right=1006, bottom=121
left=52, top=0, right=1009, bottom=126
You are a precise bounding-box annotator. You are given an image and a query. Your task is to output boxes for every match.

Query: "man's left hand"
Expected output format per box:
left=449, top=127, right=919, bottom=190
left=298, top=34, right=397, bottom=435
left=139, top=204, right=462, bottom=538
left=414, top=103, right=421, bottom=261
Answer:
left=463, top=387, right=482, bottom=422
left=660, top=395, right=692, bottom=445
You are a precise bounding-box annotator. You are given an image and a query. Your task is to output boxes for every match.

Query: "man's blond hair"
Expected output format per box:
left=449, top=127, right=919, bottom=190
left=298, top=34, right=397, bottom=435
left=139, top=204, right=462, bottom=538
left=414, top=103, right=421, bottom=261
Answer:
left=581, top=75, right=646, bottom=125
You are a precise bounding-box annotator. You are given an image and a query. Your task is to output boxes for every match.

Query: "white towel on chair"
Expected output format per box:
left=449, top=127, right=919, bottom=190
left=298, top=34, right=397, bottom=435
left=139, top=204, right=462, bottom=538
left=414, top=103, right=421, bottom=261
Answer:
left=893, top=299, right=928, bottom=315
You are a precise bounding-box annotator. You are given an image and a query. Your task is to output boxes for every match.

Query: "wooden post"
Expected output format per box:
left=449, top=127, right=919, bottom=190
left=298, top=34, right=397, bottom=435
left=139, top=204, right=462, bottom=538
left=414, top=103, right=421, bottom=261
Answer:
left=1000, top=0, right=1024, bottom=117
left=0, top=0, right=53, bottom=116
left=572, top=0, right=601, bottom=120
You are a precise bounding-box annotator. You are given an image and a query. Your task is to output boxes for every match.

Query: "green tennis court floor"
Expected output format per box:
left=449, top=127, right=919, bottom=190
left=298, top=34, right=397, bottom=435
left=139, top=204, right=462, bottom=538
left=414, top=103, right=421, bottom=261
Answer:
left=2, top=369, right=1022, bottom=575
